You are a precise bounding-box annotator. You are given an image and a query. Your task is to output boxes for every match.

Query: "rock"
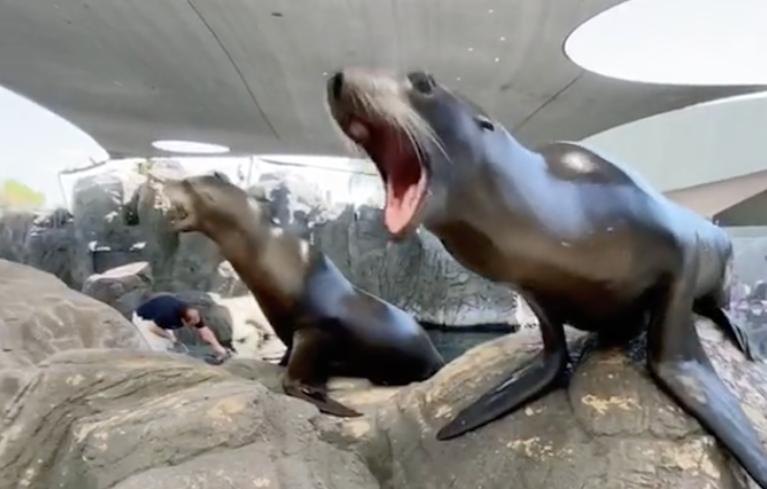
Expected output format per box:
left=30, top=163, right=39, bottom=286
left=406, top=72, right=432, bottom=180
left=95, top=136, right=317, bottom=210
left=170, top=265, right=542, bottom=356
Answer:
left=0, top=208, right=79, bottom=288
left=0, top=259, right=149, bottom=368
left=71, top=168, right=147, bottom=287
left=249, top=171, right=329, bottom=239
left=0, top=209, right=36, bottom=263
left=0, top=349, right=379, bottom=489
left=214, top=294, right=284, bottom=362
left=82, top=261, right=153, bottom=318
left=209, top=260, right=249, bottom=297
left=122, top=162, right=224, bottom=292
left=182, top=319, right=767, bottom=488
left=349, top=322, right=766, bottom=489
left=23, top=208, right=79, bottom=288
left=248, top=169, right=518, bottom=326
left=2, top=318, right=760, bottom=489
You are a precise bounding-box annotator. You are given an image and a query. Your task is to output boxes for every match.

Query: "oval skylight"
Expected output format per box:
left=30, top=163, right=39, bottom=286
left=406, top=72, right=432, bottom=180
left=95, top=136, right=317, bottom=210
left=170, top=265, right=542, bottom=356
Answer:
left=152, top=139, right=230, bottom=155
left=564, top=0, right=767, bottom=86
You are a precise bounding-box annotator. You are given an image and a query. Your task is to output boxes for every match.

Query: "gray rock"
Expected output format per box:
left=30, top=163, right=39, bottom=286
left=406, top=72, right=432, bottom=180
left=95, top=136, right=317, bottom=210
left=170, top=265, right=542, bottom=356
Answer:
left=122, top=163, right=224, bottom=292
left=0, top=208, right=80, bottom=288
left=0, top=259, right=148, bottom=368
left=71, top=169, right=147, bottom=287
left=0, top=209, right=35, bottom=263
left=0, top=349, right=379, bottom=489
left=2, top=320, right=763, bottom=489
left=81, top=261, right=153, bottom=318
left=23, top=208, right=78, bottom=288
left=297, top=321, right=762, bottom=489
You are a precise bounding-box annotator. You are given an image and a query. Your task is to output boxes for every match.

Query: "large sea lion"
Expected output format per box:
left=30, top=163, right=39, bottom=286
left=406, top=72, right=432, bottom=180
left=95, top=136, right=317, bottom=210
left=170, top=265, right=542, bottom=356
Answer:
left=146, top=170, right=444, bottom=417
left=325, top=68, right=767, bottom=487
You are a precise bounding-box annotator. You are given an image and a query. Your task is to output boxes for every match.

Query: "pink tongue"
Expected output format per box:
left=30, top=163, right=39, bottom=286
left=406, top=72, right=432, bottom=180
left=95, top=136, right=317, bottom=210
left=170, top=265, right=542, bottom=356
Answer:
left=384, top=178, right=422, bottom=235
left=348, top=120, right=369, bottom=143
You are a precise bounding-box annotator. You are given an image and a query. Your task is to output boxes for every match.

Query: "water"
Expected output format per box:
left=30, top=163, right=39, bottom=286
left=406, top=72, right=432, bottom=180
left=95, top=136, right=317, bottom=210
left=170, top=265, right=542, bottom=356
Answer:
left=426, top=329, right=510, bottom=363
left=173, top=329, right=512, bottom=365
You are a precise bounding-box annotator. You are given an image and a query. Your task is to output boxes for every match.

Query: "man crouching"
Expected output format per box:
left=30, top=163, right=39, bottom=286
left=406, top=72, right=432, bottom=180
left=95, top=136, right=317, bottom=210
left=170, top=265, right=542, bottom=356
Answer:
left=135, top=294, right=232, bottom=364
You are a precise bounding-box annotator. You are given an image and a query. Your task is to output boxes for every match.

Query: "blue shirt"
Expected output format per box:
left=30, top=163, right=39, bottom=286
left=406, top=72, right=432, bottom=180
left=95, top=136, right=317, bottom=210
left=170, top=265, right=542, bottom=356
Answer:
left=136, top=295, right=190, bottom=330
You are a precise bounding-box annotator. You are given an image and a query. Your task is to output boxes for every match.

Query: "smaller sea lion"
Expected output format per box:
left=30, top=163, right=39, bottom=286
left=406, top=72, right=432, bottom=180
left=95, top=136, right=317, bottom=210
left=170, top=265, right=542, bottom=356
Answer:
left=147, top=170, right=444, bottom=417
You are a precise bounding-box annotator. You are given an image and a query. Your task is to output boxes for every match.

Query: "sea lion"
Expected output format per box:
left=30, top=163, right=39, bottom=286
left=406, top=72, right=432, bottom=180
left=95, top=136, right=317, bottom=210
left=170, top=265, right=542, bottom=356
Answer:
left=146, top=170, right=444, bottom=417
left=325, top=68, right=767, bottom=487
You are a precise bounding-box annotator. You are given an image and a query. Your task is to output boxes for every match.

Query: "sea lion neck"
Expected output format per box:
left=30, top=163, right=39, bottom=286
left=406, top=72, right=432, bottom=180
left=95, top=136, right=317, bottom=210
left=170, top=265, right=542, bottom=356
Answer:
left=424, top=130, right=546, bottom=231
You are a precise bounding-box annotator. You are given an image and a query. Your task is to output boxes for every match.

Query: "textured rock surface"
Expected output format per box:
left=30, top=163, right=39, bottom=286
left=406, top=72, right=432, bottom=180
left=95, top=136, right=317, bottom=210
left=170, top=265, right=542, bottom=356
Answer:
left=0, top=349, right=379, bottom=489
left=0, top=208, right=79, bottom=288
left=249, top=169, right=518, bottom=326
left=0, top=260, right=148, bottom=368
left=81, top=261, right=153, bottom=318
left=319, top=321, right=767, bottom=489
left=23, top=208, right=79, bottom=288
left=1, top=321, right=764, bottom=489
left=0, top=210, right=36, bottom=263
left=71, top=168, right=147, bottom=287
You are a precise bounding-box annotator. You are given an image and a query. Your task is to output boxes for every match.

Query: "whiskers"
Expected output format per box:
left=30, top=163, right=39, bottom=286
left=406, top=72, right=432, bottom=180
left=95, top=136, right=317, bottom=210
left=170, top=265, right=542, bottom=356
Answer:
left=326, top=70, right=450, bottom=166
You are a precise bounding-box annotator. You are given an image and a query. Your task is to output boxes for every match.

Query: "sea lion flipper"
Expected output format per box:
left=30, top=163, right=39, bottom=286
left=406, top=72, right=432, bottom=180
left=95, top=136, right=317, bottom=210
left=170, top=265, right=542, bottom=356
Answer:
left=282, top=328, right=362, bottom=418
left=436, top=300, right=569, bottom=441
left=648, top=275, right=767, bottom=489
left=283, top=380, right=362, bottom=418
left=693, top=297, right=758, bottom=361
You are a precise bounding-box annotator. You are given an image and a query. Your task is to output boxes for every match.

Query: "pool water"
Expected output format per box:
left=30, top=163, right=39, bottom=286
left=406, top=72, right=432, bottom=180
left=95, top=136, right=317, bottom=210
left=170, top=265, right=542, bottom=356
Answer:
left=177, top=329, right=512, bottom=365
left=426, top=329, right=510, bottom=363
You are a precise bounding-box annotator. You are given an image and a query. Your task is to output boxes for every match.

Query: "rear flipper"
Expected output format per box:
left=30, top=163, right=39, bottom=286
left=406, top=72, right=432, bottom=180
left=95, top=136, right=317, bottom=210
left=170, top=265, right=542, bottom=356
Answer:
left=436, top=297, right=569, bottom=441
left=282, top=328, right=362, bottom=418
left=650, top=272, right=767, bottom=488
left=693, top=297, right=760, bottom=361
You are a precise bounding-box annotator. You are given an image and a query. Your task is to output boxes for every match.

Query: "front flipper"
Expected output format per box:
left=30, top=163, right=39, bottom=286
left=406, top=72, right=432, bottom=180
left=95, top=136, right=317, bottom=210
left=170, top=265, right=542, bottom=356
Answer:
left=283, top=378, right=362, bottom=418
left=282, top=328, right=362, bottom=418
left=436, top=297, right=569, bottom=441
left=648, top=271, right=767, bottom=488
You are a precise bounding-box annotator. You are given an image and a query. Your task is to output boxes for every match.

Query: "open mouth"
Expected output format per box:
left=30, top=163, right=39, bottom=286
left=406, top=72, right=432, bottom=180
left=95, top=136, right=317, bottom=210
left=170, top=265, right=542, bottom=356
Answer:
left=165, top=202, right=189, bottom=226
left=342, top=118, right=428, bottom=236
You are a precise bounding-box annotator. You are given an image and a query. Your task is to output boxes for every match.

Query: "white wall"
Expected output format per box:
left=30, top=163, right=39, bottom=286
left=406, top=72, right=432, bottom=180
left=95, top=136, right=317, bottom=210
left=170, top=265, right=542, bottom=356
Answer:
left=582, top=92, right=767, bottom=192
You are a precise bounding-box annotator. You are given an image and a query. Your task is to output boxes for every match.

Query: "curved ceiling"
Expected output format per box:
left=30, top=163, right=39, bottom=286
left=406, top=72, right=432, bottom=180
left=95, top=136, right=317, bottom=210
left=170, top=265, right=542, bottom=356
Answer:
left=0, top=0, right=763, bottom=158
left=565, top=0, right=767, bottom=86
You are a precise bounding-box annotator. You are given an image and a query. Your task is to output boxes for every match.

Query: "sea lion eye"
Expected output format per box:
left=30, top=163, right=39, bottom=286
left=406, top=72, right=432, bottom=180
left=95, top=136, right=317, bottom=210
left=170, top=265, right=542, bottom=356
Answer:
left=475, top=115, right=495, bottom=131
left=408, top=72, right=436, bottom=94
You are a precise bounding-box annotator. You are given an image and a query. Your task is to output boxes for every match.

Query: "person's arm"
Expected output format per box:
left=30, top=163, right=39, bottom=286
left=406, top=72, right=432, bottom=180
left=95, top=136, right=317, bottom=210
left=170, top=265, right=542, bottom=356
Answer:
left=190, top=321, right=229, bottom=357
left=147, top=321, right=178, bottom=343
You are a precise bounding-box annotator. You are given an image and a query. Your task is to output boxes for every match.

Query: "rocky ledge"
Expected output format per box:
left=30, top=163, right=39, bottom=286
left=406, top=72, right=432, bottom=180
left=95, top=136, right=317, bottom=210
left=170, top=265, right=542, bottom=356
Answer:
left=1, top=258, right=764, bottom=489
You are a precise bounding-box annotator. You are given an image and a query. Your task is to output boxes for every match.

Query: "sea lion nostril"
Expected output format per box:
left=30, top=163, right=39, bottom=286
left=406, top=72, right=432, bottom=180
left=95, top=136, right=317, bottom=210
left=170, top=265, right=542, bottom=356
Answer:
left=329, top=71, right=344, bottom=100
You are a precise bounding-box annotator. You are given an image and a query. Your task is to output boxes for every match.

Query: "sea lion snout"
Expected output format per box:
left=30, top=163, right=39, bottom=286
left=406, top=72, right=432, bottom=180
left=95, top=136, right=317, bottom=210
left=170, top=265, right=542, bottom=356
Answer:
left=328, top=71, right=344, bottom=101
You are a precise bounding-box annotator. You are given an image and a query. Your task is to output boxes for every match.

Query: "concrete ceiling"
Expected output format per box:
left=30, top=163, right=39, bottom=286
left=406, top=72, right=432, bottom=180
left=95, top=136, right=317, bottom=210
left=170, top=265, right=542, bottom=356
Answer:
left=0, top=0, right=763, bottom=159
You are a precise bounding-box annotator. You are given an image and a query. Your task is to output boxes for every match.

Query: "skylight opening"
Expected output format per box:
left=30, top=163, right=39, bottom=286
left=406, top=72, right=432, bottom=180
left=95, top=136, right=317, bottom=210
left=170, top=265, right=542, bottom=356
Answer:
left=151, top=139, right=231, bottom=155
left=564, top=0, right=767, bottom=86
